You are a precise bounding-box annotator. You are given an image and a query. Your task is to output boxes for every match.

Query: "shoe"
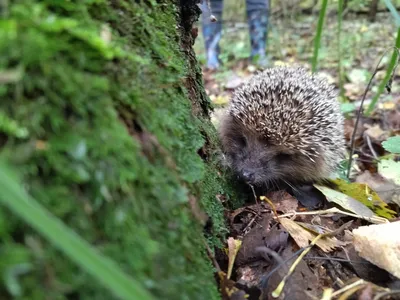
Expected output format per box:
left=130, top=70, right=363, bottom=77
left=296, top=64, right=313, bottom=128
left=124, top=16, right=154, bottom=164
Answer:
left=247, top=10, right=269, bottom=67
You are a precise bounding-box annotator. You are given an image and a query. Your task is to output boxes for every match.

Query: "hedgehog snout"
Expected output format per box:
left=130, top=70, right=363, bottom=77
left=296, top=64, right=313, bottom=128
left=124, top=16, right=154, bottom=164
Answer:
left=241, top=171, right=255, bottom=183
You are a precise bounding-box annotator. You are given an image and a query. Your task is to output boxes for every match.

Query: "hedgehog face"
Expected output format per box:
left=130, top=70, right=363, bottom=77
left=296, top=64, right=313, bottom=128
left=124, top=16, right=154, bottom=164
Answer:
left=219, top=114, right=324, bottom=187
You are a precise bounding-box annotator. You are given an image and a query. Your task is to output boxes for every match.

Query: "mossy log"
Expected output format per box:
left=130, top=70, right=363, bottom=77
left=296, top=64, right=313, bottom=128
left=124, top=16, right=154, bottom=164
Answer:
left=0, top=1, right=236, bottom=299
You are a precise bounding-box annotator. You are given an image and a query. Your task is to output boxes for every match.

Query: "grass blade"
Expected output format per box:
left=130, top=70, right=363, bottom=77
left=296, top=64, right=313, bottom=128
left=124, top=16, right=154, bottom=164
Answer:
left=365, top=27, right=400, bottom=115
left=311, top=0, right=329, bottom=73
left=383, top=0, right=400, bottom=27
left=337, top=0, right=345, bottom=101
left=0, top=160, right=153, bottom=300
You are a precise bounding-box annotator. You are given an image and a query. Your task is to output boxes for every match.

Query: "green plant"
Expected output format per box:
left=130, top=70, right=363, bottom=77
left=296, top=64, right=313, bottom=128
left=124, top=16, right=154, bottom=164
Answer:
left=382, top=136, right=400, bottom=154
left=311, top=0, right=328, bottom=73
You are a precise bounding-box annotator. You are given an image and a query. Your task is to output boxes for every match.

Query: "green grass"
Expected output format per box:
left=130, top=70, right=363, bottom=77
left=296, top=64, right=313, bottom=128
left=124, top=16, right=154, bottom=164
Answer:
left=0, top=160, right=153, bottom=300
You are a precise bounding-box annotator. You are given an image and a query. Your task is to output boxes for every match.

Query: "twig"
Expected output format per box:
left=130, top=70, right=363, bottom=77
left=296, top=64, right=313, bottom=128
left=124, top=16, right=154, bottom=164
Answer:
left=303, top=256, right=368, bottom=264
left=260, top=246, right=311, bottom=288
left=272, top=222, right=352, bottom=298
left=365, top=134, right=379, bottom=159
left=272, top=234, right=323, bottom=297
left=331, top=279, right=366, bottom=297
left=204, top=241, right=221, bottom=272
left=374, top=290, right=400, bottom=300
left=347, top=46, right=400, bottom=179
left=255, top=246, right=287, bottom=271
left=260, top=196, right=279, bottom=220
left=276, top=207, right=388, bottom=224
left=242, top=213, right=259, bottom=235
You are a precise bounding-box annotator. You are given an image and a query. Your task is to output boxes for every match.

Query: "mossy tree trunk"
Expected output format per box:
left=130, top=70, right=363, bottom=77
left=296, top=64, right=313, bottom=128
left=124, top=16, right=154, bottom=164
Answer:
left=0, top=0, right=234, bottom=299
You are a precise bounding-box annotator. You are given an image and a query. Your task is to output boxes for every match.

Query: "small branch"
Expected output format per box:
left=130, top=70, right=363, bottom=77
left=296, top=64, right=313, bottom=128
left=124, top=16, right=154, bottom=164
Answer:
left=346, top=46, right=400, bottom=179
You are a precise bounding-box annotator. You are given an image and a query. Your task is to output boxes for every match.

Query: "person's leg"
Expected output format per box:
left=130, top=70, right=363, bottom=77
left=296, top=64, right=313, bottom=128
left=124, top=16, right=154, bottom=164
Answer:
left=200, top=0, right=224, bottom=70
left=246, top=0, right=270, bottom=66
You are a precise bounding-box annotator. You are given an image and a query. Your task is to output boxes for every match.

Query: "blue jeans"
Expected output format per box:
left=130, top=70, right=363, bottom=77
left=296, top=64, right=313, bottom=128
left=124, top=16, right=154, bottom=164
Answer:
left=200, top=0, right=270, bottom=69
left=201, top=0, right=269, bottom=16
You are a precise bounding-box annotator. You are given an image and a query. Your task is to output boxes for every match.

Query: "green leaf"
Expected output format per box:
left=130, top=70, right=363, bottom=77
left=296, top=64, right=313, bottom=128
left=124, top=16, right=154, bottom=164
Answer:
left=340, top=102, right=356, bottom=114
left=347, top=68, right=369, bottom=85
left=378, top=159, right=400, bottom=185
left=0, top=160, right=153, bottom=300
left=330, top=178, right=396, bottom=219
left=382, top=136, right=400, bottom=154
left=315, top=184, right=376, bottom=219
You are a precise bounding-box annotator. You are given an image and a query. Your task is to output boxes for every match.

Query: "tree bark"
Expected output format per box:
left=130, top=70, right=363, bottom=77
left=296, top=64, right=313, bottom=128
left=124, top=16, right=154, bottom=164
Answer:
left=368, top=0, right=379, bottom=22
left=0, top=0, right=230, bottom=298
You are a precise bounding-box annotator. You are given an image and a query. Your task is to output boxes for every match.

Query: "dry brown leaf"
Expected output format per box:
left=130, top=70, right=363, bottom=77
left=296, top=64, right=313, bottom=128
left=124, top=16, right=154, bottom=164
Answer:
left=364, top=124, right=388, bottom=142
left=280, top=218, right=346, bottom=252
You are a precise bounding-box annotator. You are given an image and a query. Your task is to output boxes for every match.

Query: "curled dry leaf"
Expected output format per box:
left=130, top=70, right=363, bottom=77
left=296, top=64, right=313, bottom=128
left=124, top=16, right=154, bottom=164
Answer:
left=227, top=237, right=242, bottom=279
left=279, top=218, right=347, bottom=252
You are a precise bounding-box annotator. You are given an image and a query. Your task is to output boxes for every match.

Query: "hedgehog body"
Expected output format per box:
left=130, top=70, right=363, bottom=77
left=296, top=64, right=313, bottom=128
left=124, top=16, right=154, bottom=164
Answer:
left=219, top=67, right=345, bottom=187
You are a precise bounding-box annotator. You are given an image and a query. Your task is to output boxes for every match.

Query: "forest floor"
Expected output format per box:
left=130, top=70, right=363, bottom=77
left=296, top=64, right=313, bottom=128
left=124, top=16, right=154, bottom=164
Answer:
left=194, top=11, right=400, bottom=300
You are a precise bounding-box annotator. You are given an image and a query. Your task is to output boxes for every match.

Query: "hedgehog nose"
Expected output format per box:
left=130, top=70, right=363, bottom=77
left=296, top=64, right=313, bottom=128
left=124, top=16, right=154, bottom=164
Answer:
left=242, top=171, right=255, bottom=183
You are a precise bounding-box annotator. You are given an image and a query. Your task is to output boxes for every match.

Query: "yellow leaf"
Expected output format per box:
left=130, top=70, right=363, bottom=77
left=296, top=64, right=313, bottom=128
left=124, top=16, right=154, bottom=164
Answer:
left=226, top=237, right=242, bottom=279
left=330, top=179, right=396, bottom=219
left=360, top=25, right=368, bottom=32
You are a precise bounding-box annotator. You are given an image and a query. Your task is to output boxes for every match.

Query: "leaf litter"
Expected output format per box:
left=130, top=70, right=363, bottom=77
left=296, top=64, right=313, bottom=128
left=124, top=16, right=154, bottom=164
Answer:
left=194, top=8, right=400, bottom=300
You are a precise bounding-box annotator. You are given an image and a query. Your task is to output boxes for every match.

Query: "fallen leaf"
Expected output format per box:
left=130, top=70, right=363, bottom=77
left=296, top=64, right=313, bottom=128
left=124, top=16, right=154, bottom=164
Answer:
left=353, top=221, right=400, bottom=279
left=378, top=101, right=396, bottom=110
left=341, top=102, right=356, bottom=114
left=378, top=159, right=400, bottom=185
left=279, top=218, right=346, bottom=252
left=364, top=124, right=388, bottom=142
left=356, top=171, right=400, bottom=207
left=218, top=271, right=248, bottom=300
left=210, top=94, right=230, bottom=106
left=382, top=136, right=400, bottom=154
left=331, top=178, right=396, bottom=219
left=314, top=185, right=377, bottom=219
left=227, top=237, right=242, bottom=279
left=347, top=69, right=369, bottom=85
left=360, top=25, right=368, bottom=33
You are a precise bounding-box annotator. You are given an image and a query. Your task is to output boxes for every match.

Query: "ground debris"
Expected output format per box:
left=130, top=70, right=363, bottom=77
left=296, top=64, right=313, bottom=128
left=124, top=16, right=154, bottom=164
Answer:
left=353, top=221, right=400, bottom=279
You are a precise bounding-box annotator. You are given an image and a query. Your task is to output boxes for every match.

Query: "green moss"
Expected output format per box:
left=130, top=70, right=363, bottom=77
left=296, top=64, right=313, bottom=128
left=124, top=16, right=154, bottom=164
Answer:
left=0, top=0, right=231, bottom=299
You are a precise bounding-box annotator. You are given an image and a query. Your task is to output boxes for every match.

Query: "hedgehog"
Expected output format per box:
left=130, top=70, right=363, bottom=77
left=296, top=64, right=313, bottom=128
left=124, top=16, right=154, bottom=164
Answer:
left=219, top=66, right=345, bottom=190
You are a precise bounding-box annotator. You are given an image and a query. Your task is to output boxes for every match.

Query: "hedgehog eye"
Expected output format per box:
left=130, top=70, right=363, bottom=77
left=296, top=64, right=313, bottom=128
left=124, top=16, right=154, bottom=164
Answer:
left=276, top=153, right=292, bottom=162
left=235, top=136, right=247, bottom=148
